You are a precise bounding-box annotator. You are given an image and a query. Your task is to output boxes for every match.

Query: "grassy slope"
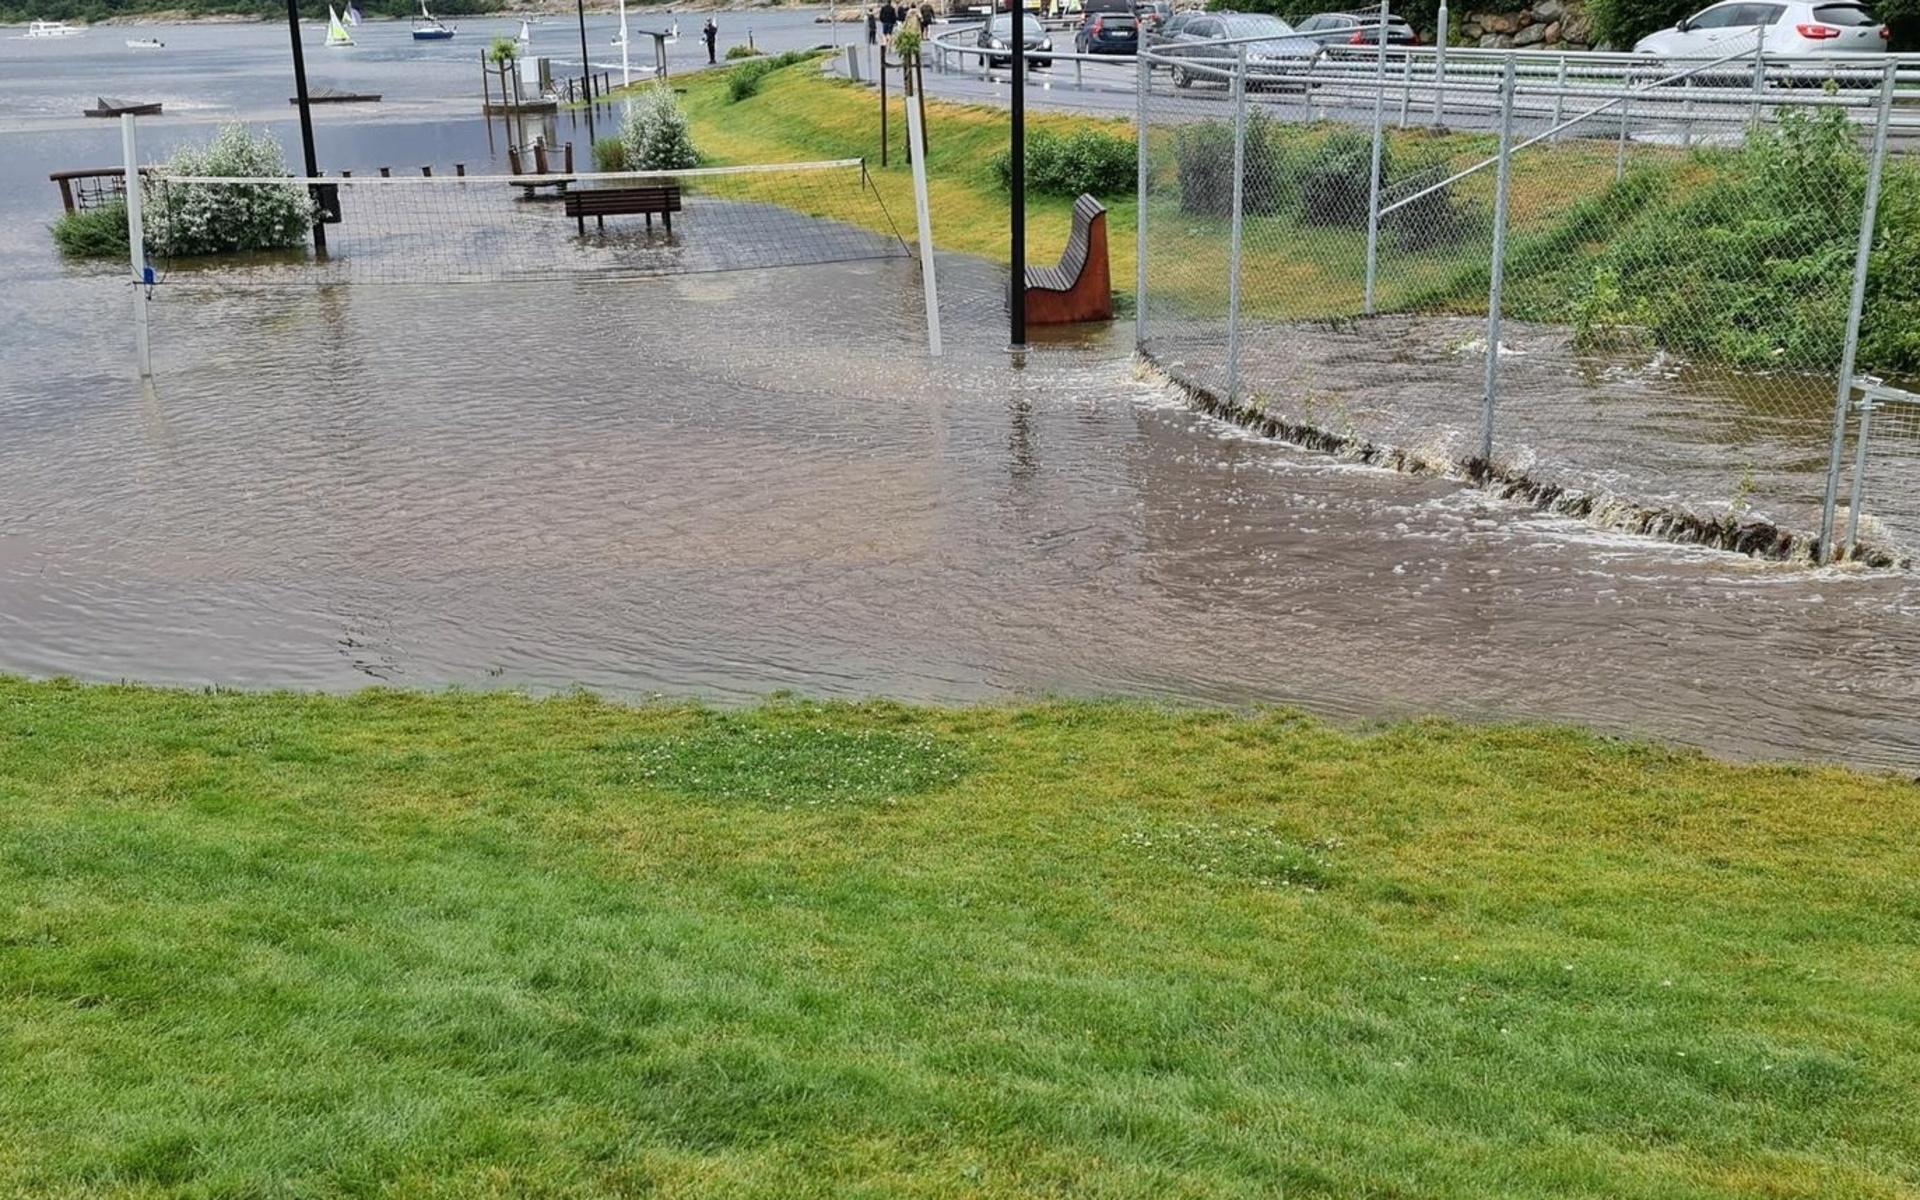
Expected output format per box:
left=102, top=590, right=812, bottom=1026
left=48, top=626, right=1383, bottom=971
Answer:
left=655, top=59, right=1643, bottom=320
left=4, top=677, right=1919, bottom=1198
left=663, top=59, right=1117, bottom=275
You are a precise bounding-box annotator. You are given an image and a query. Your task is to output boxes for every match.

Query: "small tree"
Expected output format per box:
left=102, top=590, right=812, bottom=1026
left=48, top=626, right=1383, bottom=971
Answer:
left=489, top=35, right=517, bottom=67
left=620, top=86, right=700, bottom=172
left=147, top=124, right=314, bottom=258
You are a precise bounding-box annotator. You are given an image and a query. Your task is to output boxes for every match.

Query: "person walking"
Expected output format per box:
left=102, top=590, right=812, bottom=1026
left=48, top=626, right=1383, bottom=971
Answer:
left=702, top=16, right=718, bottom=63
left=878, top=0, right=897, bottom=45
left=866, top=6, right=878, bottom=43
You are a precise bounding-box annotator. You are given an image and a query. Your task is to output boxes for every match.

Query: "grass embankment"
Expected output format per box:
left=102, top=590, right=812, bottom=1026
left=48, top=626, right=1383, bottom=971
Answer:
left=4, top=677, right=1919, bottom=1197
left=650, top=59, right=1633, bottom=319
left=654, top=57, right=1121, bottom=273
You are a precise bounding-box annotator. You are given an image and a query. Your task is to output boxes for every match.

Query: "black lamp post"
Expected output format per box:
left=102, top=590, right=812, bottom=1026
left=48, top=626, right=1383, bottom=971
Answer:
left=1009, top=0, right=1025, bottom=349
left=285, top=0, right=325, bottom=252
left=577, top=0, right=597, bottom=145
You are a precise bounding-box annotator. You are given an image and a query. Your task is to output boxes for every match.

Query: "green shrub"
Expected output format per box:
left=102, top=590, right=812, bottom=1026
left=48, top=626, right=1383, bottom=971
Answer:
left=1561, top=102, right=1920, bottom=373
left=725, top=48, right=815, bottom=102
left=992, top=127, right=1135, bottom=198
left=592, top=135, right=630, bottom=173
left=1172, top=112, right=1287, bottom=217
left=51, top=200, right=129, bottom=258
left=1298, top=130, right=1377, bottom=227
left=146, top=124, right=314, bottom=258
left=488, top=34, right=517, bottom=66
left=1588, top=0, right=1692, bottom=47
left=620, top=85, right=700, bottom=170
left=724, top=42, right=763, bottom=59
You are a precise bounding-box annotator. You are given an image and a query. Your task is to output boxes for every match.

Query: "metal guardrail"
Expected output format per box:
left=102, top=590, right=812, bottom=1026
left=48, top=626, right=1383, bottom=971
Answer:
left=920, top=22, right=1920, bottom=131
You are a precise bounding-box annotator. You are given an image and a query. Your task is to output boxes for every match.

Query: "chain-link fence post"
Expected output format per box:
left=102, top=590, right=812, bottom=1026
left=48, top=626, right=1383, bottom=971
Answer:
left=1479, top=57, right=1517, bottom=467
left=1616, top=84, right=1630, bottom=181
left=1818, top=60, right=1897, bottom=561
left=1432, top=1, right=1447, bottom=127
left=1748, top=41, right=1765, bottom=131
left=1226, top=44, right=1248, bottom=400
left=1362, top=0, right=1389, bottom=314
left=1846, top=385, right=1879, bottom=557
left=1550, top=56, right=1567, bottom=142
left=1135, top=51, right=1149, bottom=351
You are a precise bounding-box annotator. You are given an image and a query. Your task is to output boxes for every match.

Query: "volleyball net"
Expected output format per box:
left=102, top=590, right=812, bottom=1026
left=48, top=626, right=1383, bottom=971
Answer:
left=142, top=159, right=911, bottom=288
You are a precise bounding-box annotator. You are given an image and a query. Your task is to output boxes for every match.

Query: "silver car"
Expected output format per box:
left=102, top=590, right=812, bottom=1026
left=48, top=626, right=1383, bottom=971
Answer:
left=1159, top=12, right=1321, bottom=88
left=1632, top=0, right=1889, bottom=57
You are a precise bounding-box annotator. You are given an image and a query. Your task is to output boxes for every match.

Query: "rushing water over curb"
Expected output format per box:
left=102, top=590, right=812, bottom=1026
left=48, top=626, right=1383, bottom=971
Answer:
left=1136, top=350, right=1907, bottom=570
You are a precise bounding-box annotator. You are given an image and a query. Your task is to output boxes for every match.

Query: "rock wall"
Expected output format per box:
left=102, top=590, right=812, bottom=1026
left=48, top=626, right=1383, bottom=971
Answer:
left=1460, top=0, right=1594, bottom=50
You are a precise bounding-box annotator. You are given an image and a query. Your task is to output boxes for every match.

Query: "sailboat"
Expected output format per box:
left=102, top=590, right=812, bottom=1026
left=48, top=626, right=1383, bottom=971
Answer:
left=324, top=5, right=354, bottom=46
left=515, top=17, right=532, bottom=46
left=412, top=0, right=455, bottom=40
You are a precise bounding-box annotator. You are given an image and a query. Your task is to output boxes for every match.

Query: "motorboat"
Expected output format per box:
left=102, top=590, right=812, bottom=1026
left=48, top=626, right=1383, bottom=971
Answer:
left=23, top=19, right=83, bottom=37
left=125, top=37, right=165, bottom=49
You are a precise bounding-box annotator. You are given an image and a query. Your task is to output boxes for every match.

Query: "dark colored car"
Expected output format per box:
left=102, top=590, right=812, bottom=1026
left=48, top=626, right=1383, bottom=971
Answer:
left=1076, top=10, right=1140, bottom=52
left=1148, top=7, right=1197, bottom=44
left=975, top=12, right=1054, bottom=68
left=1157, top=12, right=1321, bottom=87
left=1295, top=9, right=1417, bottom=45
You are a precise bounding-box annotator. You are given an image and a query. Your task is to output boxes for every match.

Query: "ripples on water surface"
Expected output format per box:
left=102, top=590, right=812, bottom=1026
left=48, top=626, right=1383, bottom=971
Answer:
left=2, top=243, right=1916, bottom=771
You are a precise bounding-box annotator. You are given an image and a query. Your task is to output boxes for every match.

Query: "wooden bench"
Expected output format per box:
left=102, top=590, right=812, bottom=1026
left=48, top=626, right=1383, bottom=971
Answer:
left=1023, top=193, right=1112, bottom=325
left=563, top=184, right=683, bottom=236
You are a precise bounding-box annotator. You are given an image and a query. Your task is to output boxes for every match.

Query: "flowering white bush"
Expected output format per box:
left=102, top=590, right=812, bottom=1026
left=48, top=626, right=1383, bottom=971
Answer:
left=148, top=124, right=315, bottom=258
left=620, top=87, right=700, bottom=173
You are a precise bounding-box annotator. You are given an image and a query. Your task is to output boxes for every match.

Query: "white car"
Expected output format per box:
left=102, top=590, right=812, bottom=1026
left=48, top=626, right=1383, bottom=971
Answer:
left=1633, top=0, right=1889, bottom=57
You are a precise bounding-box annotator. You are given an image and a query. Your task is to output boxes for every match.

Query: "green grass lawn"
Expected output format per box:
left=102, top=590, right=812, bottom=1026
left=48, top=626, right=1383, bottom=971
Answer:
left=4, top=677, right=1919, bottom=1197
left=641, top=59, right=1654, bottom=324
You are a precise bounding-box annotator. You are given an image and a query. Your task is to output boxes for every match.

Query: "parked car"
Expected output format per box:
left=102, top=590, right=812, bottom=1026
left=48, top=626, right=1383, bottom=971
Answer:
left=1148, top=6, right=1198, bottom=43
left=1077, top=10, right=1141, bottom=51
left=1632, top=0, right=1889, bottom=57
left=1157, top=12, right=1320, bottom=87
left=1294, top=9, right=1416, bottom=44
left=975, top=12, right=1055, bottom=67
left=1134, top=0, right=1174, bottom=31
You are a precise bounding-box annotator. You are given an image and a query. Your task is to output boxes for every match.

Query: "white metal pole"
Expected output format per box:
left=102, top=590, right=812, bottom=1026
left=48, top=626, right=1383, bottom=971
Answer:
left=1226, top=45, right=1247, bottom=401
left=1480, top=58, right=1517, bottom=467
left=121, top=113, right=152, bottom=380
left=1135, top=50, right=1149, bottom=349
left=1362, top=0, right=1388, bottom=315
left=1845, top=387, right=1876, bottom=557
left=1432, top=1, right=1447, bottom=127
left=904, top=66, right=942, bottom=357
left=1819, top=61, right=1897, bottom=561
left=617, top=0, right=630, bottom=87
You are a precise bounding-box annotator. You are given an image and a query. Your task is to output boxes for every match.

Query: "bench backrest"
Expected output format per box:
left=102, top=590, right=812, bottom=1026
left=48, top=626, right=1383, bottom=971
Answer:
left=564, top=184, right=684, bottom=214
left=1056, top=194, right=1107, bottom=279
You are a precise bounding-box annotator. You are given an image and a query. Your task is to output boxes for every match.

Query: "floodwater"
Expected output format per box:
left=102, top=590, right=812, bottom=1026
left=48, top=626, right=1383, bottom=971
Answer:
left=2, top=44, right=1918, bottom=771
left=1148, top=314, right=1920, bottom=561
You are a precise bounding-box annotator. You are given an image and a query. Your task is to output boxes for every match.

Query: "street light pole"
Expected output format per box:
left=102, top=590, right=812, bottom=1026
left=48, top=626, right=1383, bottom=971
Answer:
left=576, top=0, right=597, bottom=145
left=285, top=0, right=325, bottom=252
left=1009, top=0, right=1026, bottom=349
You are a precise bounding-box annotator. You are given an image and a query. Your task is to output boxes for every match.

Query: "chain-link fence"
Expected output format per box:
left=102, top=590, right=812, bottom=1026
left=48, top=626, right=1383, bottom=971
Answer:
left=1136, top=40, right=1920, bottom=565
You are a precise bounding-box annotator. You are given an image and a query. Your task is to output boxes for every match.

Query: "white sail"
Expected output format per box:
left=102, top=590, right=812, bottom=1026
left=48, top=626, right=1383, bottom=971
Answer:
left=516, top=17, right=532, bottom=44
left=325, top=5, right=354, bottom=45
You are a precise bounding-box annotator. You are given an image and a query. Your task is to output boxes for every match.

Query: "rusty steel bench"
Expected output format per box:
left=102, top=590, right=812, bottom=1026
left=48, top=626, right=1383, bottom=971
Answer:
left=563, top=184, right=683, bottom=235
left=1023, top=193, right=1112, bottom=325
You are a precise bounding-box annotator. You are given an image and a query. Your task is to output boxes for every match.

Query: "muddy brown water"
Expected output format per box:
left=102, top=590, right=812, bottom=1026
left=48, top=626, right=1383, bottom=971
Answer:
left=1145, top=313, right=1920, bottom=563
left=3, top=238, right=1919, bottom=772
